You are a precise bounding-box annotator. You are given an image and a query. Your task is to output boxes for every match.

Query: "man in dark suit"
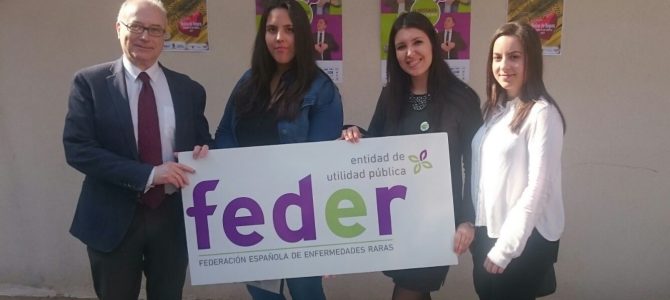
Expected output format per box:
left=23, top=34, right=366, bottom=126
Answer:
left=438, top=15, right=466, bottom=59
left=383, top=0, right=415, bottom=14
left=63, top=1, right=211, bottom=299
left=383, top=0, right=414, bottom=14
left=313, top=18, right=339, bottom=60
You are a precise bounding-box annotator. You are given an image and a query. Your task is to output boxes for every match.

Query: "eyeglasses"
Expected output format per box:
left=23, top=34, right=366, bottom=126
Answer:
left=119, top=21, right=165, bottom=37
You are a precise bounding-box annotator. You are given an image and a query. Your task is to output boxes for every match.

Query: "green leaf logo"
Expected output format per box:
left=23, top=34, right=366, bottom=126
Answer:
left=409, top=149, right=432, bottom=174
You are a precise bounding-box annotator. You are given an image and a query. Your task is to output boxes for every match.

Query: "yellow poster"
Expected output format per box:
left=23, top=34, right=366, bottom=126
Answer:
left=507, top=0, right=563, bottom=55
left=163, top=0, right=209, bottom=52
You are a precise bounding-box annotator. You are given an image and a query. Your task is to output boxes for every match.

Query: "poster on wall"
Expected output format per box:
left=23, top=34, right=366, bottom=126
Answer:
left=380, top=0, right=472, bottom=83
left=163, top=0, right=209, bottom=51
left=507, top=0, right=563, bottom=55
left=256, top=0, right=344, bottom=83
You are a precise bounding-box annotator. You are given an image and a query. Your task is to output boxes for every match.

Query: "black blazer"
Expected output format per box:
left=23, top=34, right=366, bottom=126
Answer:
left=63, top=58, right=211, bottom=252
left=366, top=84, right=482, bottom=226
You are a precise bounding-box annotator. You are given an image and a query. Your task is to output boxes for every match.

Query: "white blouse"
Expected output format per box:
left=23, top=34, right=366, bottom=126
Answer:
left=471, top=97, right=564, bottom=268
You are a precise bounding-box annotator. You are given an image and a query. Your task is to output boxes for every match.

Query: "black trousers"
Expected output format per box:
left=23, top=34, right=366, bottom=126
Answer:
left=471, top=227, right=558, bottom=300
left=87, top=195, right=188, bottom=300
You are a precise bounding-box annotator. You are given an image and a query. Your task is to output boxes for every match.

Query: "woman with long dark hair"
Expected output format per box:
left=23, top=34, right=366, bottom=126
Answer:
left=214, top=1, right=342, bottom=299
left=470, top=21, right=566, bottom=300
left=343, top=12, right=482, bottom=300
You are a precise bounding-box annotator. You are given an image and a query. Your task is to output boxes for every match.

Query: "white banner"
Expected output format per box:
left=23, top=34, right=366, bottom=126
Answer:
left=178, top=133, right=457, bottom=285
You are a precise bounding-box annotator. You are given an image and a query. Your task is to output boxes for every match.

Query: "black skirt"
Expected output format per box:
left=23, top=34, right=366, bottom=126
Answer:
left=383, top=265, right=450, bottom=292
left=471, top=226, right=559, bottom=299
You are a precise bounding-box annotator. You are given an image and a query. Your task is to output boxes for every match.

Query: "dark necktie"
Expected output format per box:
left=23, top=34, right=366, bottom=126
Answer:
left=446, top=31, right=452, bottom=59
left=137, top=72, right=164, bottom=209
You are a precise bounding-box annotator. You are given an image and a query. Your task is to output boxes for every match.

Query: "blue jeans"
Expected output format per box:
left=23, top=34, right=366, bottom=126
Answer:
left=246, top=277, right=325, bottom=300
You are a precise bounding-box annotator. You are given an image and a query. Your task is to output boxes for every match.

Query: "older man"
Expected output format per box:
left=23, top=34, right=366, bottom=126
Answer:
left=63, top=0, right=211, bottom=299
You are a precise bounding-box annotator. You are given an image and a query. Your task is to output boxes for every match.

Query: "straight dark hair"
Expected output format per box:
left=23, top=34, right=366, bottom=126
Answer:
left=384, top=12, right=477, bottom=133
left=235, top=0, right=318, bottom=120
left=484, top=21, right=566, bottom=133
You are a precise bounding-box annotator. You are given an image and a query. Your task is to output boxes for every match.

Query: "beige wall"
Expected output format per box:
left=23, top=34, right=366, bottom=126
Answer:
left=1, top=1, right=669, bottom=299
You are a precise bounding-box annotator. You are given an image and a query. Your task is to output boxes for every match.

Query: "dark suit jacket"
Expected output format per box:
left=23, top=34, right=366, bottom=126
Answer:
left=383, top=0, right=414, bottom=13
left=438, top=29, right=466, bottom=59
left=63, top=58, right=211, bottom=252
left=312, top=31, right=339, bottom=60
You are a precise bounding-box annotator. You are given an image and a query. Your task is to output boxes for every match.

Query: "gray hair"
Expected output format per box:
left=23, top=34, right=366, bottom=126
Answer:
left=117, top=0, right=167, bottom=22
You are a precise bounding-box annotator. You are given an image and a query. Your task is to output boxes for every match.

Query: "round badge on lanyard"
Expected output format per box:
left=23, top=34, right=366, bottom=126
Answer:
left=420, top=121, right=430, bottom=132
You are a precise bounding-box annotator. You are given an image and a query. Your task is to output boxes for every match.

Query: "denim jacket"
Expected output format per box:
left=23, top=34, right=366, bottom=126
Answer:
left=214, top=69, right=343, bottom=148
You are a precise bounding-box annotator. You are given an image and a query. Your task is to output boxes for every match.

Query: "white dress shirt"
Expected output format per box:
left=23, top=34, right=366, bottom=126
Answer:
left=471, top=97, right=564, bottom=268
left=122, top=56, right=176, bottom=193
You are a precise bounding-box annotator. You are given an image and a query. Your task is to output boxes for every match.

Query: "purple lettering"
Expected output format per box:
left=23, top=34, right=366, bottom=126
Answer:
left=376, top=185, right=407, bottom=235
left=273, top=175, right=317, bottom=243
left=186, top=180, right=219, bottom=250
left=223, top=197, right=265, bottom=247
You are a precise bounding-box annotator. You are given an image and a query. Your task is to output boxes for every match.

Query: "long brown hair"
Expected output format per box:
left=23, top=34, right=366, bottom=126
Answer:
left=484, top=21, right=566, bottom=133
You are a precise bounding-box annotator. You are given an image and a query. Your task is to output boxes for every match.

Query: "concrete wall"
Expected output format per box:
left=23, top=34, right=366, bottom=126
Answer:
left=1, top=1, right=669, bottom=299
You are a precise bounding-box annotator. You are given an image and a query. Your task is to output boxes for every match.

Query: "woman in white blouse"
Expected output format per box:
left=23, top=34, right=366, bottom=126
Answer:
left=470, top=21, right=566, bottom=300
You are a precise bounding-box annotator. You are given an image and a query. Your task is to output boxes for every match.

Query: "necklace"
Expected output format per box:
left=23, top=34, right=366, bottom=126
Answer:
left=408, top=93, right=430, bottom=111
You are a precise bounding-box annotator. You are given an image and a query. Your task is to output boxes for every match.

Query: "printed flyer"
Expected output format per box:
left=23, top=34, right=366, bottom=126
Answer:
left=380, top=0, right=472, bottom=82
left=163, top=0, right=209, bottom=51
left=507, top=0, right=564, bottom=55
left=256, top=0, right=344, bottom=83
left=178, top=133, right=458, bottom=285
